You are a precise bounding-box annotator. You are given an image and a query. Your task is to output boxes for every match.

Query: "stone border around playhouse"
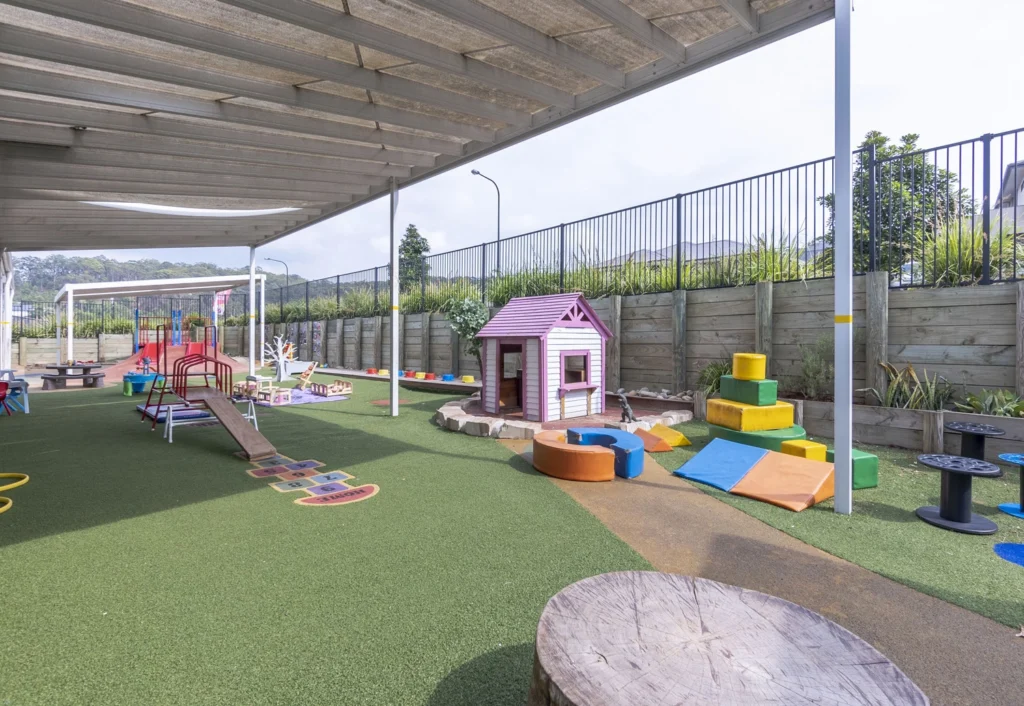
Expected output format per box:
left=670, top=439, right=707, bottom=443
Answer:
left=434, top=394, right=693, bottom=440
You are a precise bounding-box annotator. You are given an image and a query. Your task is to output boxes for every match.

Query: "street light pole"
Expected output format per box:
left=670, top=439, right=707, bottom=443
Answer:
left=471, top=169, right=501, bottom=272
left=264, top=257, right=289, bottom=288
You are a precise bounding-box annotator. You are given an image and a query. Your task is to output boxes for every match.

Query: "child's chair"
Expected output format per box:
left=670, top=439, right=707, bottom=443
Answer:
left=0, top=382, right=12, bottom=416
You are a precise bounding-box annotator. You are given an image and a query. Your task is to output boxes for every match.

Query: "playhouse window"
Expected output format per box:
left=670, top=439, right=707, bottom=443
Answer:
left=563, top=355, right=587, bottom=384
left=502, top=350, right=521, bottom=379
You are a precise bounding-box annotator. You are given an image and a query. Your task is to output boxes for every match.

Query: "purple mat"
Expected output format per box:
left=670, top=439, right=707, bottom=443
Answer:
left=256, top=388, right=348, bottom=407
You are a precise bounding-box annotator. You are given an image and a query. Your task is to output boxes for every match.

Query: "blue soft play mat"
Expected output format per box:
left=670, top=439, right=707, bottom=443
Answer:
left=993, top=543, right=1024, bottom=568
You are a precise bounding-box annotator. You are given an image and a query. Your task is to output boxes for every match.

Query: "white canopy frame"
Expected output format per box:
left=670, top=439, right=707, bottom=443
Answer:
left=0, top=250, right=13, bottom=371
left=54, top=273, right=266, bottom=373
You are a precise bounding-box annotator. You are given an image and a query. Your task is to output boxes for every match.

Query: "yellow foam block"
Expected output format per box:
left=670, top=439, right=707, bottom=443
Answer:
left=378, top=369, right=390, bottom=376
left=649, top=423, right=691, bottom=447
left=414, top=372, right=426, bottom=379
left=732, top=353, right=767, bottom=381
left=461, top=375, right=475, bottom=383
left=707, top=398, right=794, bottom=432
left=780, top=439, right=828, bottom=462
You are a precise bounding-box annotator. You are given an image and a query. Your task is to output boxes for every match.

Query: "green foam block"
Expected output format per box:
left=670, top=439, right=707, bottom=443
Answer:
left=827, top=449, right=879, bottom=489
left=707, top=423, right=805, bottom=452
left=719, top=375, right=778, bottom=406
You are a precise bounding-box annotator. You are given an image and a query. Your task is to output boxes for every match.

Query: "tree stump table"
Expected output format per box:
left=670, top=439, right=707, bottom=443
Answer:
left=915, top=454, right=1002, bottom=535
left=527, top=572, right=928, bottom=706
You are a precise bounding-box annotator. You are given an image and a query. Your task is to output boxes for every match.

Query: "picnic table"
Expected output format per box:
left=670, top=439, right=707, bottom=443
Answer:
left=41, top=363, right=106, bottom=390
left=527, top=571, right=928, bottom=706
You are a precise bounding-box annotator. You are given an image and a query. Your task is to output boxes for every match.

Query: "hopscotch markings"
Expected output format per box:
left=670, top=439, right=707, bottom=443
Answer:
left=239, top=455, right=377, bottom=507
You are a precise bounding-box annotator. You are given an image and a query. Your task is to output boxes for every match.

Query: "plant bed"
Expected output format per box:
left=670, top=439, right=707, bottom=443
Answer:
left=604, top=391, right=694, bottom=415
left=780, top=398, right=1024, bottom=462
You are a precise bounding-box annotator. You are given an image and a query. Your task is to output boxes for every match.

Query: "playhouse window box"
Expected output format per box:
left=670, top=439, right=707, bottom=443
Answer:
left=559, top=382, right=599, bottom=397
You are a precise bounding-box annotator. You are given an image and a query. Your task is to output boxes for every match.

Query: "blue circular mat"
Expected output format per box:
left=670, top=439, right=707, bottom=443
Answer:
left=998, top=453, right=1024, bottom=466
left=993, top=543, right=1024, bottom=568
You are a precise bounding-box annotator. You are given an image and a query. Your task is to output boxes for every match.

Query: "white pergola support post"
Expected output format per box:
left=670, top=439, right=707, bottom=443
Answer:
left=390, top=177, right=400, bottom=417
left=259, top=276, right=266, bottom=368
left=66, top=288, right=74, bottom=364
left=0, top=257, right=12, bottom=370
left=248, top=246, right=256, bottom=376
left=833, top=0, right=853, bottom=515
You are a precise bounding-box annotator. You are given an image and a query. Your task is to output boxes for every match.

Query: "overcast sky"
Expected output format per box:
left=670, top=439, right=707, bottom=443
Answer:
left=23, top=0, right=1024, bottom=280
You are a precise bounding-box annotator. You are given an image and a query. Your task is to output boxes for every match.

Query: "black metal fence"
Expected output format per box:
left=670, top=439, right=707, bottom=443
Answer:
left=11, top=296, right=213, bottom=340
left=106, top=126, right=1024, bottom=325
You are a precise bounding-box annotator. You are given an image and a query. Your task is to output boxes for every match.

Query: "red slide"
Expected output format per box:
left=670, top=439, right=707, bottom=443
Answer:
left=136, top=342, right=159, bottom=364
left=185, top=343, right=204, bottom=356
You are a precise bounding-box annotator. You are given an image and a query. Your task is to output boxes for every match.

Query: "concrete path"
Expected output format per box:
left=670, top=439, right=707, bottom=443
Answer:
left=503, top=442, right=1023, bottom=706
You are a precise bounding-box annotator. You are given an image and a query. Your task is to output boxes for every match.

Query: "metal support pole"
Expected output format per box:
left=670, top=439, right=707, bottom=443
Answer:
left=305, top=280, right=310, bottom=321
left=66, top=289, right=74, bottom=364
left=259, top=276, right=266, bottom=368
left=867, top=144, right=877, bottom=272
left=675, top=194, right=683, bottom=290
left=558, top=224, right=566, bottom=292
left=336, top=275, right=341, bottom=312
left=390, top=177, right=400, bottom=417
left=833, top=0, right=854, bottom=515
left=55, top=300, right=61, bottom=364
left=374, top=267, right=380, bottom=313
left=981, top=133, right=993, bottom=284
left=420, top=257, right=427, bottom=312
left=248, top=246, right=257, bottom=376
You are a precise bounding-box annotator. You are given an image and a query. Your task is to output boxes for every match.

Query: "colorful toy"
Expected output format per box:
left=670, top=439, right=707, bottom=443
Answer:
left=781, top=439, right=828, bottom=461
left=614, top=388, right=637, bottom=423
left=996, top=453, right=1024, bottom=519
left=477, top=293, right=612, bottom=421
left=532, top=431, right=615, bottom=482
left=239, top=454, right=379, bottom=506
left=731, top=353, right=766, bottom=381
left=310, top=380, right=352, bottom=397
left=648, top=423, right=690, bottom=447
left=378, top=369, right=389, bottom=376
left=707, top=398, right=794, bottom=432
left=719, top=375, right=777, bottom=406
left=674, top=438, right=834, bottom=512
left=258, top=387, right=293, bottom=406
left=826, top=449, right=879, bottom=489
left=414, top=372, right=426, bottom=379
left=367, top=368, right=378, bottom=375
left=442, top=374, right=455, bottom=382
left=295, top=362, right=317, bottom=391
left=567, top=428, right=644, bottom=479
left=461, top=375, right=475, bottom=383
left=0, top=473, right=29, bottom=516
left=397, top=370, right=405, bottom=377
left=635, top=428, right=672, bottom=453
left=424, top=373, right=436, bottom=380
left=708, top=424, right=807, bottom=452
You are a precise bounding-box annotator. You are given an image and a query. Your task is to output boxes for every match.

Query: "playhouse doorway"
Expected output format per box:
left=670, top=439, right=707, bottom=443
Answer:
left=498, top=343, right=523, bottom=413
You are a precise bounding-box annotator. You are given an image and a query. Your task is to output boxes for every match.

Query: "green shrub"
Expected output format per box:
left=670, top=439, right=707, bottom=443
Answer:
left=795, top=334, right=835, bottom=401
left=447, top=298, right=489, bottom=370
left=914, top=220, right=1024, bottom=285
left=954, top=389, right=1024, bottom=417
left=696, top=360, right=732, bottom=396
left=863, top=362, right=956, bottom=410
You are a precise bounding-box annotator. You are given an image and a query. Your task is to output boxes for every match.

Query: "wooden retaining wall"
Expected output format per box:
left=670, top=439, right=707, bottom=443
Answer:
left=222, top=279, right=1024, bottom=404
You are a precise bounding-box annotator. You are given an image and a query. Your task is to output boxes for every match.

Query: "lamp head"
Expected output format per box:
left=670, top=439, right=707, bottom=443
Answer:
left=471, top=169, right=480, bottom=175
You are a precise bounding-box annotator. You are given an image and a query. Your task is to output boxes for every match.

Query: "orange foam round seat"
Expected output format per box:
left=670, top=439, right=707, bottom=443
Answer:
left=532, top=431, right=615, bottom=482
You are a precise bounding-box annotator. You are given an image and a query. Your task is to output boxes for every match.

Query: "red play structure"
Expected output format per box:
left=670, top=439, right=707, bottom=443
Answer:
left=136, top=325, right=218, bottom=374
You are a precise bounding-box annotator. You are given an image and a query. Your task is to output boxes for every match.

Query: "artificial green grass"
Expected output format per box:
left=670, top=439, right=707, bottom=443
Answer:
left=663, top=421, right=1024, bottom=628
left=0, top=381, right=649, bottom=706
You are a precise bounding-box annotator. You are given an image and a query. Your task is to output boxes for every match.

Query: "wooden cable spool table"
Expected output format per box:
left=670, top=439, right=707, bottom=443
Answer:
left=527, top=572, right=928, bottom=706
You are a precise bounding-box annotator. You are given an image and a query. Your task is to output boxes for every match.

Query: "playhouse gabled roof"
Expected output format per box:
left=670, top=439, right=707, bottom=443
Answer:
left=478, top=293, right=613, bottom=340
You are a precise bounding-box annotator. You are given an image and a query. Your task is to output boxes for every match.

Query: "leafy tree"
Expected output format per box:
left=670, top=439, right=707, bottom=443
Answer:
left=398, top=223, right=430, bottom=292
left=447, top=297, right=488, bottom=371
left=819, top=131, right=975, bottom=275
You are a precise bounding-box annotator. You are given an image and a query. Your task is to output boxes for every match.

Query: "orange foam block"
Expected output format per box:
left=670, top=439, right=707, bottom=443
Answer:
left=731, top=452, right=834, bottom=512
left=635, top=428, right=673, bottom=452
left=532, top=431, right=615, bottom=482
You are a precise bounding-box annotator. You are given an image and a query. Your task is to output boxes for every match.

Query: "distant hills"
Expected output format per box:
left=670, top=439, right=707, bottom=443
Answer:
left=12, top=254, right=303, bottom=301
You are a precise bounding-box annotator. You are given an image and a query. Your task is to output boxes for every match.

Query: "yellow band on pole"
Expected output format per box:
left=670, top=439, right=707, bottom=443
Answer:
left=834, top=314, right=853, bottom=324
left=249, top=314, right=256, bottom=319
left=391, top=305, right=400, bottom=311
left=0, top=321, right=8, bottom=325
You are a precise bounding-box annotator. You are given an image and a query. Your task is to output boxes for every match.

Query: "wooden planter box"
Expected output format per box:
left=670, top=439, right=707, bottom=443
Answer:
left=780, top=399, right=1024, bottom=462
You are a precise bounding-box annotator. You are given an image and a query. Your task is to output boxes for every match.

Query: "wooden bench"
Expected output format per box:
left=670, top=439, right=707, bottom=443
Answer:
left=528, top=572, right=927, bottom=705
left=41, top=372, right=106, bottom=390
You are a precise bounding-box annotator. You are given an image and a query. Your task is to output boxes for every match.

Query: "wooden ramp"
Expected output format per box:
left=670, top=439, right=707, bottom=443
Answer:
left=203, top=394, right=277, bottom=461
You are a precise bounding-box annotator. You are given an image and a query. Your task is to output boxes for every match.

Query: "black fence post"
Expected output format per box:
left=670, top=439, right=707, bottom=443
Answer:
left=981, top=133, right=993, bottom=284
left=374, top=267, right=380, bottom=313
left=101, top=300, right=106, bottom=334
left=480, top=246, right=487, bottom=302
left=420, top=257, right=427, bottom=312
left=675, top=194, right=683, bottom=290
left=279, top=288, right=284, bottom=322
left=558, top=224, right=566, bottom=292
left=305, top=281, right=310, bottom=320
left=336, top=275, right=341, bottom=313
left=867, top=144, right=877, bottom=272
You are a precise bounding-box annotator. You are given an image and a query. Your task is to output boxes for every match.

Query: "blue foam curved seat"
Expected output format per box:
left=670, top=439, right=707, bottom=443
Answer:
left=567, top=428, right=645, bottom=479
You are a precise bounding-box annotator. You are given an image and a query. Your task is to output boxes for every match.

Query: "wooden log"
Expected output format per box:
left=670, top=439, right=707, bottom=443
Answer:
left=353, top=317, right=363, bottom=370
left=607, top=294, right=621, bottom=391
left=922, top=410, right=944, bottom=454
left=865, top=270, right=889, bottom=405
left=672, top=290, right=686, bottom=393
left=693, top=389, right=706, bottom=420
left=527, top=572, right=927, bottom=706
left=421, top=312, right=431, bottom=374
left=755, top=281, right=772, bottom=377
left=373, top=315, right=383, bottom=369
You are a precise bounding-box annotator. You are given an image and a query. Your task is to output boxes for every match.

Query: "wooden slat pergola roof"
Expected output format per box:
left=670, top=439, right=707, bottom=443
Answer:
left=0, top=0, right=834, bottom=252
